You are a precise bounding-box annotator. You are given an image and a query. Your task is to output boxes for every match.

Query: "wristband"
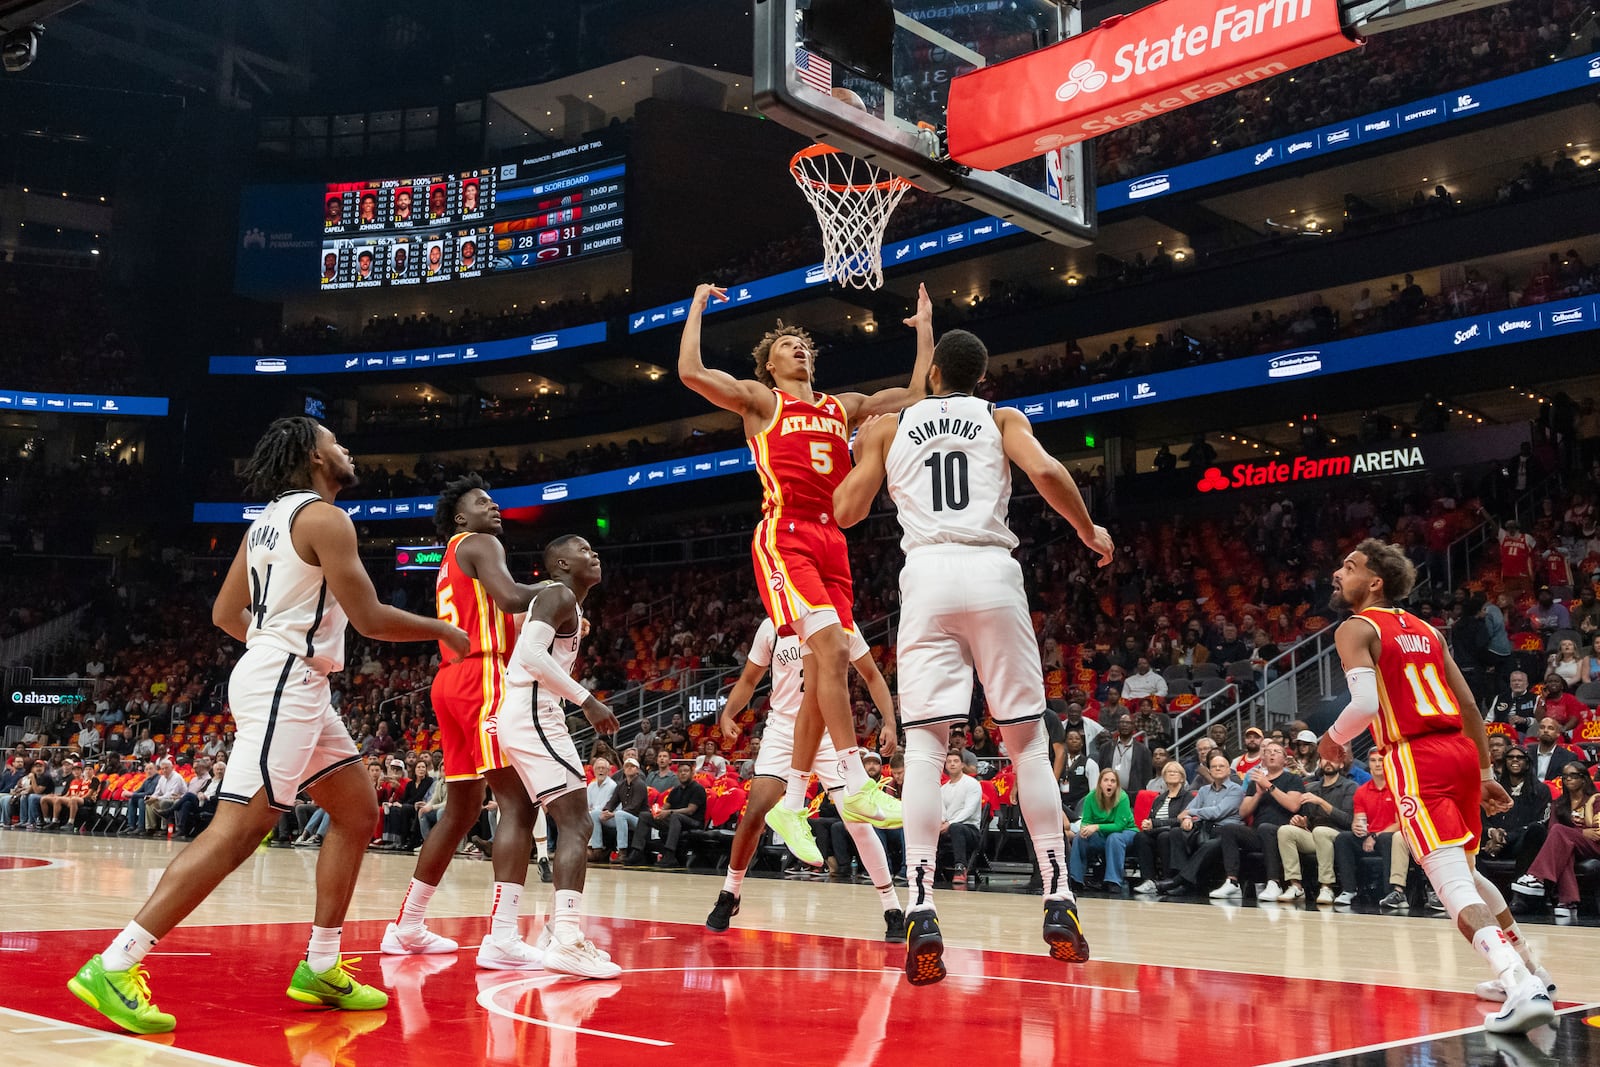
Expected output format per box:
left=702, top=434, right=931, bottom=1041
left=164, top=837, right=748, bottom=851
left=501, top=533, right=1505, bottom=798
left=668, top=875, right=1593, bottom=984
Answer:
left=1480, top=766, right=1494, bottom=783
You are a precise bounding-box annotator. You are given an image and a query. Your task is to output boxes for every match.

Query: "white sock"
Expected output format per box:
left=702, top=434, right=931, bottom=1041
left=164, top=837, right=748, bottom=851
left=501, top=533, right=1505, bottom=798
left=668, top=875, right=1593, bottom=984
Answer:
left=551, top=889, right=582, bottom=937
left=722, top=866, right=747, bottom=897
left=101, top=921, right=157, bottom=972
left=782, top=769, right=808, bottom=811
left=1504, top=924, right=1540, bottom=972
left=535, top=838, right=549, bottom=860
left=306, top=925, right=342, bottom=974
left=491, top=881, right=522, bottom=942
left=843, top=815, right=900, bottom=912
left=902, top=724, right=949, bottom=913
left=397, top=878, right=436, bottom=932
left=534, top=808, right=549, bottom=858
left=1472, top=926, right=1531, bottom=985
left=838, top=748, right=869, bottom=794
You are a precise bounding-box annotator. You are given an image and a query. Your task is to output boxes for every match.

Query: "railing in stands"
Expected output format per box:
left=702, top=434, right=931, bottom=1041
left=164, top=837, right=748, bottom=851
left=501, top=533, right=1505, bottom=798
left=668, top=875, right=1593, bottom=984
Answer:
left=1172, top=626, right=1341, bottom=758
left=0, top=605, right=91, bottom=672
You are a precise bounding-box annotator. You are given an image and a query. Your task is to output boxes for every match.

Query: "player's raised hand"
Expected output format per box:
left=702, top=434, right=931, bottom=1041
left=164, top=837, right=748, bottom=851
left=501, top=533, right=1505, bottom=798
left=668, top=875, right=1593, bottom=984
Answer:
left=691, top=283, right=729, bottom=309
left=1480, top=778, right=1513, bottom=816
left=1317, top=735, right=1347, bottom=765
left=582, top=695, right=619, bottom=736
left=1081, top=524, right=1115, bottom=567
left=718, top=707, right=742, bottom=744
left=902, top=282, right=932, bottom=330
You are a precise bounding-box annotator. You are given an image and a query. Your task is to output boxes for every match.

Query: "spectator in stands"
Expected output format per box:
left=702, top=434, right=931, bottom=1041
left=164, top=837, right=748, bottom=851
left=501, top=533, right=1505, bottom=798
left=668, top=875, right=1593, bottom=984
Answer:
left=1059, top=727, right=1097, bottom=827
left=118, top=761, right=158, bottom=835
left=1183, top=737, right=1218, bottom=789
left=1527, top=588, right=1570, bottom=634
left=1132, top=761, right=1192, bottom=894
left=413, top=770, right=446, bottom=841
left=599, top=755, right=649, bottom=859
left=1529, top=717, right=1584, bottom=782
left=585, top=757, right=617, bottom=862
left=174, top=759, right=224, bottom=839
left=1097, top=687, right=1131, bottom=730
left=1516, top=763, right=1600, bottom=919
left=142, top=758, right=185, bottom=836
left=78, top=718, right=102, bottom=757
left=1489, top=671, right=1541, bottom=733
left=1330, top=749, right=1409, bottom=906
left=1070, top=768, right=1137, bottom=893
left=1213, top=740, right=1304, bottom=901
left=1095, top=712, right=1153, bottom=792
left=41, top=761, right=99, bottom=831
left=630, top=762, right=704, bottom=868
left=1, top=760, right=40, bottom=828
left=1062, top=702, right=1104, bottom=749
left=936, top=751, right=983, bottom=886
left=1273, top=752, right=1356, bottom=904
left=1581, top=633, right=1600, bottom=684
left=1210, top=623, right=1249, bottom=665
left=1232, top=726, right=1266, bottom=777
left=1535, top=678, right=1589, bottom=737
left=1157, top=751, right=1244, bottom=896
left=201, top=731, right=227, bottom=760
left=1483, top=746, right=1551, bottom=890
left=1548, top=640, right=1584, bottom=687
left=1286, top=730, right=1320, bottom=777
left=1122, top=658, right=1167, bottom=702
left=645, top=749, right=678, bottom=794
left=132, top=728, right=154, bottom=761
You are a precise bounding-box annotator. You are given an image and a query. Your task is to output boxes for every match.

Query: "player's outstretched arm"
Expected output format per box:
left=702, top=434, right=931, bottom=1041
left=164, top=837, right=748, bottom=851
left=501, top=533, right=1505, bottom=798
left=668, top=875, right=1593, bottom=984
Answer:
left=718, top=656, right=769, bottom=742
left=835, top=283, right=934, bottom=420
left=211, top=537, right=253, bottom=643
left=515, top=584, right=619, bottom=735
left=300, top=503, right=468, bottom=655
left=832, top=414, right=896, bottom=527
left=997, top=408, right=1114, bottom=566
left=1320, top=619, right=1379, bottom=761
left=852, top=652, right=898, bottom=757
left=678, top=283, right=770, bottom=417
left=456, top=533, right=541, bottom=614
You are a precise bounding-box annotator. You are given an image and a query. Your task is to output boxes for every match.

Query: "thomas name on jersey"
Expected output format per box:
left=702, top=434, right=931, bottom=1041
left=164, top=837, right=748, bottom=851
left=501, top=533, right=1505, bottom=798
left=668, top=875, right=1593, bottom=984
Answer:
left=904, top=416, right=984, bottom=445
left=779, top=413, right=847, bottom=438
left=248, top=525, right=281, bottom=551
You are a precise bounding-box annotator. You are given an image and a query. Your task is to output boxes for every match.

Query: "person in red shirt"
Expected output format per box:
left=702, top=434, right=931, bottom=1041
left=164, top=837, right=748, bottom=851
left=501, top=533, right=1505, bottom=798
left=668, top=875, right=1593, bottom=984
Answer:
left=1330, top=750, right=1409, bottom=906
left=1494, top=517, right=1537, bottom=594
left=1532, top=675, right=1590, bottom=737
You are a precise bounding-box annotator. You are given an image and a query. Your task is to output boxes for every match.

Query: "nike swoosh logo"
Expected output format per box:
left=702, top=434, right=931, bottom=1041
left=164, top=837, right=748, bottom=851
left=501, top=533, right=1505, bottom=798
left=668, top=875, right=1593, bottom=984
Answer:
left=324, top=976, right=353, bottom=994
left=110, top=983, right=140, bottom=1011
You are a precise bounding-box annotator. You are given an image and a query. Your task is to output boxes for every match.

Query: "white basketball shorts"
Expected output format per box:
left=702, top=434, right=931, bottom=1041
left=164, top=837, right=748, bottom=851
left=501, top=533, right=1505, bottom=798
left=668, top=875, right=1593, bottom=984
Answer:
left=753, top=711, right=846, bottom=791
left=219, top=646, right=361, bottom=812
left=497, top=683, right=587, bottom=805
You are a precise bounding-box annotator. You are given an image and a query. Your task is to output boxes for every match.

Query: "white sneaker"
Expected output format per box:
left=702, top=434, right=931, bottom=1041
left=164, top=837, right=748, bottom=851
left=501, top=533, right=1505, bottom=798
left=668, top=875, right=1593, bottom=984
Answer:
left=1333, top=890, right=1357, bottom=906
left=1258, top=880, right=1283, bottom=902
left=476, top=934, right=545, bottom=970
left=1476, top=965, right=1556, bottom=1002
left=1510, top=875, right=1545, bottom=898
left=1209, top=880, right=1242, bottom=900
left=542, top=926, right=622, bottom=980
left=1132, top=879, right=1159, bottom=895
left=1277, top=883, right=1305, bottom=902
left=381, top=921, right=460, bottom=956
left=1483, top=975, right=1555, bottom=1035
left=1315, top=886, right=1334, bottom=905
left=535, top=923, right=612, bottom=962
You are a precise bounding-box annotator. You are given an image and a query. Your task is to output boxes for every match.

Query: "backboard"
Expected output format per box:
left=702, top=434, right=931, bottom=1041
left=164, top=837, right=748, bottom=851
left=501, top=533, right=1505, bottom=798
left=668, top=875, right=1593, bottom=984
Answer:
left=753, top=0, right=1096, bottom=248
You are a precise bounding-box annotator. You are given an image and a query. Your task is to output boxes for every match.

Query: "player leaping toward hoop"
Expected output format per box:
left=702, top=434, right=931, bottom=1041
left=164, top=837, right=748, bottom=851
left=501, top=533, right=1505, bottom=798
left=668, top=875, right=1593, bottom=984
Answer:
left=706, top=616, right=905, bottom=940
left=1319, top=541, right=1555, bottom=1033
left=679, top=281, right=935, bottom=864
left=833, top=329, right=1114, bottom=985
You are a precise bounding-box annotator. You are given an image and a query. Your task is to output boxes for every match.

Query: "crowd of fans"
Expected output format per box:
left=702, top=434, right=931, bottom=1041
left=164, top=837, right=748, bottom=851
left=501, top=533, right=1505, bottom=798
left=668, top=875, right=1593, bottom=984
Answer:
left=0, top=262, right=147, bottom=393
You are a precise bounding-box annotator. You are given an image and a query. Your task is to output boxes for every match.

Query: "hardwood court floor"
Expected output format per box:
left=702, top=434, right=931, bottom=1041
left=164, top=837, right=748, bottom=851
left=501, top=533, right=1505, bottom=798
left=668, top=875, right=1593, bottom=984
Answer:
left=2, top=833, right=1597, bottom=1066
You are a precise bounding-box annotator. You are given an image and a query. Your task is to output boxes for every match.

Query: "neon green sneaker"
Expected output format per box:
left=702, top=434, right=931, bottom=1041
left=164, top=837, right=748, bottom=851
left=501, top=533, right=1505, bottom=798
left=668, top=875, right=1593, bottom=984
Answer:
left=285, top=957, right=389, bottom=1011
left=67, top=955, right=176, bottom=1034
left=764, top=803, right=823, bottom=866
left=841, top=780, right=903, bottom=828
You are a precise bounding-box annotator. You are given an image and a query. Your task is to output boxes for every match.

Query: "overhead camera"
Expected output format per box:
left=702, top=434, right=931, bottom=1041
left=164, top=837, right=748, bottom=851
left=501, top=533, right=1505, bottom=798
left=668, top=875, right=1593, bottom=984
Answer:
left=2, top=24, right=43, bottom=74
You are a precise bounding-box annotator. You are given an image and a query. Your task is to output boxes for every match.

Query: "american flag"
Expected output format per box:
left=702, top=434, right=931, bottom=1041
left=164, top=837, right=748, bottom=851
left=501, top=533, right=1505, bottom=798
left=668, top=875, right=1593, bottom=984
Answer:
left=795, top=47, right=833, bottom=95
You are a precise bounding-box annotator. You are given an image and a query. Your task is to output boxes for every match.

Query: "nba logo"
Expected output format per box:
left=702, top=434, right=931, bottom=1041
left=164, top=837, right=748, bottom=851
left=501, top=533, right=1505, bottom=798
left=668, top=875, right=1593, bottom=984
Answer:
left=939, top=400, right=949, bottom=413
left=1044, top=148, right=1070, bottom=203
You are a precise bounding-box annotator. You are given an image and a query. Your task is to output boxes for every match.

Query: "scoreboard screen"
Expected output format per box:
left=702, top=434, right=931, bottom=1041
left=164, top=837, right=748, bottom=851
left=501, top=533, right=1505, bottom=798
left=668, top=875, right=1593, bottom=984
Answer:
left=317, top=144, right=623, bottom=290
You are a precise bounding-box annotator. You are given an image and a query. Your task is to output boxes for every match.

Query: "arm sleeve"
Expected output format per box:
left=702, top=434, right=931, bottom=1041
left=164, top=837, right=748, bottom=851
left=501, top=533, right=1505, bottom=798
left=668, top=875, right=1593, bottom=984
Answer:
left=1327, top=668, right=1380, bottom=745
left=513, top=619, right=593, bottom=706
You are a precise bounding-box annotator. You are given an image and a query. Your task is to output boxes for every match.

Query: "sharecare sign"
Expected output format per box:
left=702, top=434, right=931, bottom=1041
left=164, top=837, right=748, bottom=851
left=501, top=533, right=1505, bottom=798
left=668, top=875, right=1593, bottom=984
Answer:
left=947, top=0, right=1360, bottom=170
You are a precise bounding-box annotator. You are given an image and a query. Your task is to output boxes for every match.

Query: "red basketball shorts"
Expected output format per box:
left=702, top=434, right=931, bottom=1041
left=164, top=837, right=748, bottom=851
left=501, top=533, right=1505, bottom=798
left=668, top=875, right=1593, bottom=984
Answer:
left=751, top=516, right=855, bottom=641
left=1381, top=731, right=1482, bottom=860
left=431, top=655, right=510, bottom=780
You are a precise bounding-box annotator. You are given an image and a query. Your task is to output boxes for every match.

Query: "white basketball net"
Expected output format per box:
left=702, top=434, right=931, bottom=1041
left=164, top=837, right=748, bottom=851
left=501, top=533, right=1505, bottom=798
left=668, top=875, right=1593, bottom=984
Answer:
left=790, top=147, right=913, bottom=291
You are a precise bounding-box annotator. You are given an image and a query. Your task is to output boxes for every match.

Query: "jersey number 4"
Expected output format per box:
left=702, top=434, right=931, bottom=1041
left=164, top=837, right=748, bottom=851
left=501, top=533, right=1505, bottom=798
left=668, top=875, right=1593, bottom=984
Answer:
left=249, top=564, right=274, bottom=629
left=924, top=451, right=970, bottom=511
left=1403, top=663, right=1460, bottom=718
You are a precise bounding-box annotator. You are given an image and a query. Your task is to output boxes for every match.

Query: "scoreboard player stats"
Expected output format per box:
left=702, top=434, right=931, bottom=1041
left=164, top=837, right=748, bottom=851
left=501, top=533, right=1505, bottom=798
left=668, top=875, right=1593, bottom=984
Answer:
left=318, top=142, right=625, bottom=291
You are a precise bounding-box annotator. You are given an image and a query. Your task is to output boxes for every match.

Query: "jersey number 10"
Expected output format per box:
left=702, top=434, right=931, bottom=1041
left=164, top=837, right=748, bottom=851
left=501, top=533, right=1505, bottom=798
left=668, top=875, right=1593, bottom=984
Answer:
left=924, top=451, right=970, bottom=512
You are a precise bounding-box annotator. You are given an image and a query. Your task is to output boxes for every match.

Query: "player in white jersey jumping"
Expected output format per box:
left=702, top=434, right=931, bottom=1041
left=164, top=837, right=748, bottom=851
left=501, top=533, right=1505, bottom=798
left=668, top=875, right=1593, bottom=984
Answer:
left=834, top=330, right=1115, bottom=985
left=68, top=417, right=469, bottom=1033
left=706, top=618, right=905, bottom=940
left=496, top=534, right=622, bottom=979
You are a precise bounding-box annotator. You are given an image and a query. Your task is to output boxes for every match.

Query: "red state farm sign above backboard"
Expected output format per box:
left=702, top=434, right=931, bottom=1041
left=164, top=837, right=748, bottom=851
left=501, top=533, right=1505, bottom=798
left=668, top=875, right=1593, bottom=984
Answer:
left=947, top=0, right=1360, bottom=171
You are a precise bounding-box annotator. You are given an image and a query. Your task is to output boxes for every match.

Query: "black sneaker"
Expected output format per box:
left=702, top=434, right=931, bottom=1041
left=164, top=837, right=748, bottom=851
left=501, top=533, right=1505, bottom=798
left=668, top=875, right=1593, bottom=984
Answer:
left=470, top=834, right=494, bottom=859
left=706, top=891, right=740, bottom=932
left=537, top=857, right=553, bottom=883
left=903, top=911, right=946, bottom=986
left=883, top=908, right=907, bottom=943
left=1043, top=899, right=1091, bottom=963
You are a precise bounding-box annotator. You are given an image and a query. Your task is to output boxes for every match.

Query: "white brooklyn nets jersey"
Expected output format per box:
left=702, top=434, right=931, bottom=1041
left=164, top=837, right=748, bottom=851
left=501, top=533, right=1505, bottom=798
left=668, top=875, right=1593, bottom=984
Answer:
left=747, top=616, right=869, bottom=722
left=507, top=583, right=585, bottom=712
left=885, top=394, right=1018, bottom=554
left=243, top=490, right=349, bottom=675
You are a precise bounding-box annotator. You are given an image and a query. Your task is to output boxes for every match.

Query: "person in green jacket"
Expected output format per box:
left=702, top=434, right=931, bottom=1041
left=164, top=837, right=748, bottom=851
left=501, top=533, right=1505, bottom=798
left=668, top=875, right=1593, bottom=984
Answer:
left=1069, top=768, right=1137, bottom=891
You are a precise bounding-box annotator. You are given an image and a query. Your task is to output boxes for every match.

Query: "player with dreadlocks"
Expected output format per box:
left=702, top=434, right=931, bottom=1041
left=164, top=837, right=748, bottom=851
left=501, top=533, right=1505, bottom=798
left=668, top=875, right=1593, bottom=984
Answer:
left=69, top=417, right=469, bottom=1034
left=381, top=474, right=554, bottom=970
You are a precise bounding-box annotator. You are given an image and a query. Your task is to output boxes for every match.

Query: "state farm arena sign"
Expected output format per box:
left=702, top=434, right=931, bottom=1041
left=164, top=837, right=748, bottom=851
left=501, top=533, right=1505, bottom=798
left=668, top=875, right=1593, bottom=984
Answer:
left=1195, top=447, right=1423, bottom=493
left=947, top=0, right=1360, bottom=170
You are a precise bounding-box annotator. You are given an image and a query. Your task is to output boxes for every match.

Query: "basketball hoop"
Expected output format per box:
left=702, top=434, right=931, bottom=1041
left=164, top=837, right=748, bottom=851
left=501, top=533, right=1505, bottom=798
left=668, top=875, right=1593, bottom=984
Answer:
left=789, top=143, right=913, bottom=291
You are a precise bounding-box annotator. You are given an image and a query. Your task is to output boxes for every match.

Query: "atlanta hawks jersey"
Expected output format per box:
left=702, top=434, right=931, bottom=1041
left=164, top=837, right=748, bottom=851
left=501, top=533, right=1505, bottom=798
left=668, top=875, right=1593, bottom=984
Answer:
left=436, top=531, right=515, bottom=662
left=1357, top=606, right=1464, bottom=748
left=750, top=388, right=851, bottom=522
left=242, top=490, right=349, bottom=674
left=885, top=394, right=1018, bottom=554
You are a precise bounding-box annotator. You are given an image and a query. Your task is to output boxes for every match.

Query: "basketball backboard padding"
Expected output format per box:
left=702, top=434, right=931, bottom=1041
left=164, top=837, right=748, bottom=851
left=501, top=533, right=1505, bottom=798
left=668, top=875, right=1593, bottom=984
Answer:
left=752, top=0, right=1096, bottom=248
